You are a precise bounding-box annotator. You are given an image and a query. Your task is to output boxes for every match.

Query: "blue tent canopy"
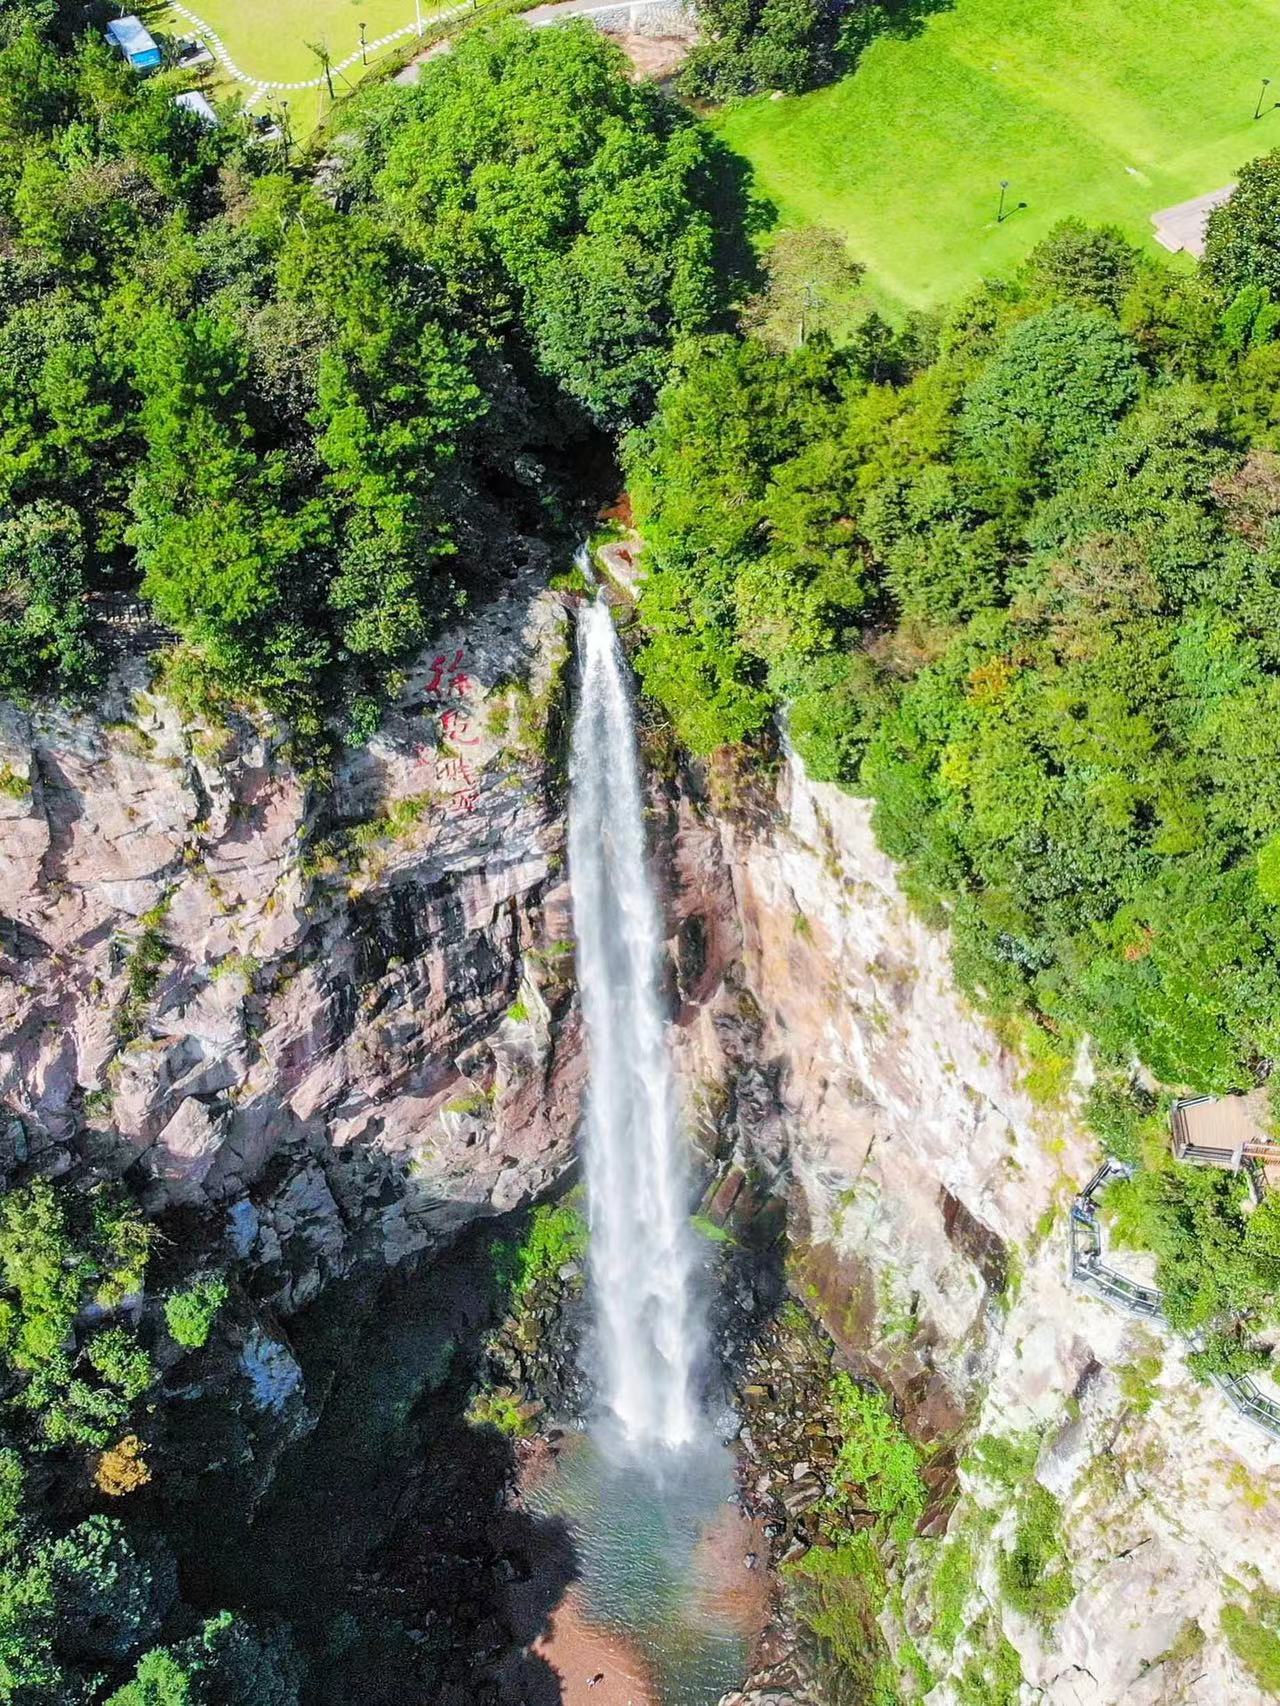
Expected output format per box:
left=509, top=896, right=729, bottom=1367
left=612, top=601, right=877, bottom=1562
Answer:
left=105, top=15, right=163, bottom=70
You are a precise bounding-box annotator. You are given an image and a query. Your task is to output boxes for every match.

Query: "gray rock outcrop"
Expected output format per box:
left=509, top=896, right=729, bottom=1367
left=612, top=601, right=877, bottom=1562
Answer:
left=0, top=563, right=582, bottom=1309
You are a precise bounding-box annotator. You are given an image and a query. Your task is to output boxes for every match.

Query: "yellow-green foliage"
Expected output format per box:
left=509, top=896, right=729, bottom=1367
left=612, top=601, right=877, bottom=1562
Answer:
left=303, top=793, right=437, bottom=880
left=346, top=792, right=433, bottom=850
left=0, top=763, right=30, bottom=799
left=1118, top=1346, right=1164, bottom=1415
left=498, top=641, right=571, bottom=764
left=115, top=895, right=173, bottom=1042
left=784, top=1533, right=900, bottom=1706
left=164, top=1273, right=228, bottom=1350
left=1103, top=1165, right=1280, bottom=1375
left=967, top=1431, right=1073, bottom=1627
left=0, top=1182, right=155, bottom=1448
left=783, top=1375, right=927, bottom=1701
left=826, top=1372, right=927, bottom=1549
left=1222, top=1591, right=1280, bottom=1692
left=970, top=1430, right=1039, bottom=1490
left=466, top=1388, right=535, bottom=1438
left=0, top=1180, right=86, bottom=1369
left=492, top=1202, right=588, bottom=1310
left=0, top=1448, right=23, bottom=1556
left=955, top=1618, right=1023, bottom=1706
left=690, top=1213, right=737, bottom=1246
left=996, top=1481, right=1073, bottom=1624
left=210, top=953, right=260, bottom=986
left=930, top=1533, right=976, bottom=1652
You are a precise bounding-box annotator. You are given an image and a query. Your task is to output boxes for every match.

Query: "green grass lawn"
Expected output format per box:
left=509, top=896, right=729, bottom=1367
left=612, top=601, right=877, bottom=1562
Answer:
left=151, top=0, right=433, bottom=135
left=176, top=0, right=413, bottom=82
left=712, top=0, right=1280, bottom=315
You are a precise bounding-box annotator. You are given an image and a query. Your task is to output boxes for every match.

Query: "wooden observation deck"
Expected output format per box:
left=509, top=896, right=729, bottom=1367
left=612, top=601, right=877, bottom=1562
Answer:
left=1171, top=1090, right=1280, bottom=1172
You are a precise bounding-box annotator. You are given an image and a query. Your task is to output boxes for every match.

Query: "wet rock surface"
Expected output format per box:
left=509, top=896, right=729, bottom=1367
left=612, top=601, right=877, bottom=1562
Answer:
left=480, top=1265, right=592, bottom=1426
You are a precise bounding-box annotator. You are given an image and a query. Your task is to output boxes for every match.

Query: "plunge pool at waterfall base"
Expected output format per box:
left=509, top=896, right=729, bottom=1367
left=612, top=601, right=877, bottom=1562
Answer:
left=516, top=1427, right=769, bottom=1706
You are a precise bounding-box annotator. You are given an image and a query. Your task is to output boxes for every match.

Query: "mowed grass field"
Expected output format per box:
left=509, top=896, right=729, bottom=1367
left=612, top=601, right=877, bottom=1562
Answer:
left=712, top=0, right=1280, bottom=314
left=174, top=0, right=411, bottom=82
left=152, top=0, right=431, bottom=134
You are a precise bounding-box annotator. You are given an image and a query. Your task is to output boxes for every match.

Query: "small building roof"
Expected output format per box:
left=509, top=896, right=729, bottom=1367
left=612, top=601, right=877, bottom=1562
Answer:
left=1173, top=1088, right=1278, bottom=1168
left=174, top=90, right=218, bottom=126
left=105, top=15, right=163, bottom=65
left=1151, top=185, right=1235, bottom=259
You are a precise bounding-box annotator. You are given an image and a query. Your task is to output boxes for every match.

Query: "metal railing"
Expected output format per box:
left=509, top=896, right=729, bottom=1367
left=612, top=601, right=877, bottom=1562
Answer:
left=1068, top=1161, right=1163, bottom=1318
left=1066, top=1160, right=1280, bottom=1441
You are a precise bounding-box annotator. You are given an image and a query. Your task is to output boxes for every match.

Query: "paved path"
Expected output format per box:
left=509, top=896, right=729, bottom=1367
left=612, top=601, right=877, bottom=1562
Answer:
left=523, top=0, right=693, bottom=24
left=169, top=0, right=470, bottom=93
left=171, top=0, right=689, bottom=100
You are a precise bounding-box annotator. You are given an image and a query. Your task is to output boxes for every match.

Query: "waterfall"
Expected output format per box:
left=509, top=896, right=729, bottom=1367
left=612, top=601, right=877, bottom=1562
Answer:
left=568, top=593, right=702, bottom=1451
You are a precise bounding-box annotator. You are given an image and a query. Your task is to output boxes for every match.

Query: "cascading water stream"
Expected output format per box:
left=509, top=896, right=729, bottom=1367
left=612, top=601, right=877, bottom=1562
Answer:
left=523, top=588, right=756, bottom=1704
left=567, top=592, right=703, bottom=1451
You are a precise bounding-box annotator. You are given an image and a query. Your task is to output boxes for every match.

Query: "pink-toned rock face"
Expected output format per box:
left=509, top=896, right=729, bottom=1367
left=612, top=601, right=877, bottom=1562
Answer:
left=0, top=572, right=583, bottom=1296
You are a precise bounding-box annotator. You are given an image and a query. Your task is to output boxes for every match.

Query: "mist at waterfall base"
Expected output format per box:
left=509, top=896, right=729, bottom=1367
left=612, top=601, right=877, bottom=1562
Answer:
left=533, top=592, right=749, bottom=1703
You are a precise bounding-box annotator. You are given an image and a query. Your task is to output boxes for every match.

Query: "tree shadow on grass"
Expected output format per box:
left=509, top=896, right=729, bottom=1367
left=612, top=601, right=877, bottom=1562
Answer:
left=835, top=0, right=958, bottom=84
left=701, top=132, right=777, bottom=309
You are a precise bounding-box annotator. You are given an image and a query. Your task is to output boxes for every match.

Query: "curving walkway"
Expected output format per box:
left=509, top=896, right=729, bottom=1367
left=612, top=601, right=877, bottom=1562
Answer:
left=168, top=0, right=470, bottom=92
left=1069, top=1159, right=1280, bottom=1440
left=170, top=0, right=688, bottom=99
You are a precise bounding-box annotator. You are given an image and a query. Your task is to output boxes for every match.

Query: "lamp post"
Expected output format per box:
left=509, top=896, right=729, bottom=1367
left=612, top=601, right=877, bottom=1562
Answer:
left=1256, top=76, right=1272, bottom=120
left=306, top=40, right=335, bottom=101
left=997, top=179, right=1010, bottom=224
left=359, top=20, right=367, bottom=63
left=280, top=98, right=291, bottom=163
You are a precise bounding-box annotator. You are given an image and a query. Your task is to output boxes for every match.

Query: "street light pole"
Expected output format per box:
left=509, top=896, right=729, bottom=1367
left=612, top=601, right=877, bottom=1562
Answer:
left=997, top=179, right=1010, bottom=223
left=359, top=21, right=367, bottom=63
left=1256, top=76, right=1272, bottom=120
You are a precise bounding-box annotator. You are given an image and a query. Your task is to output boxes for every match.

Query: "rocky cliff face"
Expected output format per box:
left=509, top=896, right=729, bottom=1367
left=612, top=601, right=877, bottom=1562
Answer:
left=680, top=755, right=1280, bottom=1706
left=6, top=571, right=1280, bottom=1703
left=0, top=560, right=583, bottom=1319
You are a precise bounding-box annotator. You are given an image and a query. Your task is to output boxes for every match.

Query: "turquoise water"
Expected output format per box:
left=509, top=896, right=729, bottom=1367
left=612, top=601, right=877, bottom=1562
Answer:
left=525, top=1429, right=751, bottom=1704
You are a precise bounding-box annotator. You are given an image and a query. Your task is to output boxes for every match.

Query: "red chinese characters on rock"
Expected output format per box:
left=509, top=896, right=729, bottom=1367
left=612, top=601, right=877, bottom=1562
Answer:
left=420, top=649, right=482, bottom=813
left=424, top=649, right=471, bottom=697
left=440, top=707, right=480, bottom=747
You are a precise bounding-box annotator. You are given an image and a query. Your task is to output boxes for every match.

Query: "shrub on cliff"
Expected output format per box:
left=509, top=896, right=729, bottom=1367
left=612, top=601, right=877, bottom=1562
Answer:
left=995, top=1482, right=1072, bottom=1624
left=825, top=1372, right=926, bottom=1549
left=492, top=1201, right=587, bottom=1311
left=108, top=1612, right=305, bottom=1706
left=163, top=1274, right=228, bottom=1351
left=1221, top=1591, right=1280, bottom=1693
left=0, top=1182, right=155, bottom=1447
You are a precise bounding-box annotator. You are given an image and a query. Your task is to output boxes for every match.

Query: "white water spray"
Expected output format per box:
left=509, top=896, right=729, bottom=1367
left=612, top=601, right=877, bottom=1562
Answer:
left=568, top=593, right=702, bottom=1451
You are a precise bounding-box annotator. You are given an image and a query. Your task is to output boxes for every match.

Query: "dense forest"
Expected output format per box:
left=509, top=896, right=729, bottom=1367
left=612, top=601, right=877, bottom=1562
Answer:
left=629, top=188, right=1280, bottom=1104
left=0, top=1, right=745, bottom=742
left=624, top=165, right=1280, bottom=1378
